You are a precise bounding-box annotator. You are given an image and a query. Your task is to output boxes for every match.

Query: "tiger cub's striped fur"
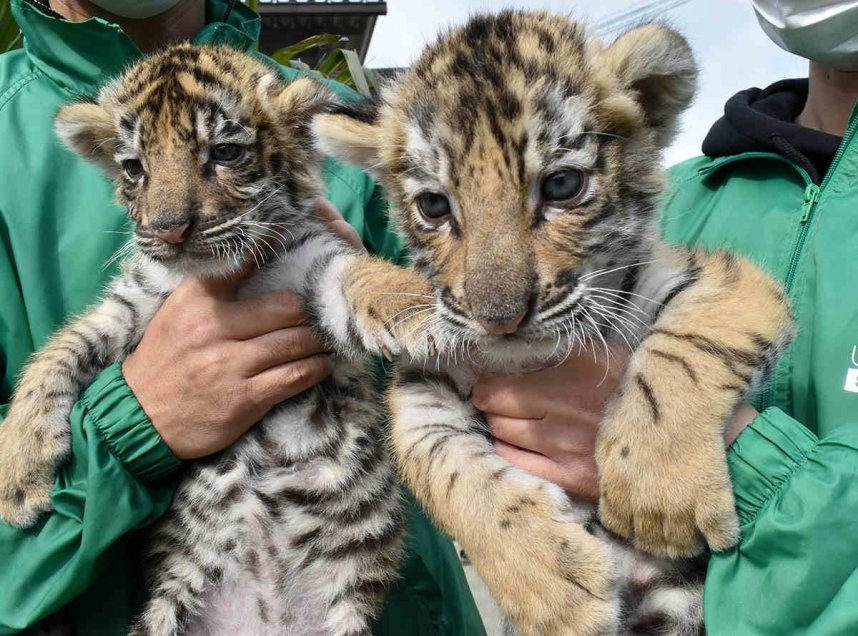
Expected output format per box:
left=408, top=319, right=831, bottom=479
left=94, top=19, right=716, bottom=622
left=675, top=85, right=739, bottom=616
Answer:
left=309, top=12, right=795, bottom=635
left=0, top=46, right=405, bottom=635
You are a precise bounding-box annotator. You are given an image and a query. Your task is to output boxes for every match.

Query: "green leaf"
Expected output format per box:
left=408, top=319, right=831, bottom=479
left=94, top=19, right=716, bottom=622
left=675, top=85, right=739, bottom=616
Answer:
left=363, top=67, right=382, bottom=90
left=270, top=30, right=376, bottom=99
left=1, top=0, right=23, bottom=53
left=271, top=33, right=345, bottom=66
left=332, top=66, right=352, bottom=87
left=288, top=59, right=312, bottom=72
left=242, top=0, right=259, bottom=12
left=316, top=49, right=346, bottom=77
left=339, top=48, right=371, bottom=98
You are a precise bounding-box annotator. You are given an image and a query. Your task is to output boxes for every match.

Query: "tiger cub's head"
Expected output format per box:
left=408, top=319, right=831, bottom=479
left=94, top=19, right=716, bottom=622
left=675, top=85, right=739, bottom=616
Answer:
left=314, top=12, right=697, bottom=357
left=56, top=44, right=336, bottom=276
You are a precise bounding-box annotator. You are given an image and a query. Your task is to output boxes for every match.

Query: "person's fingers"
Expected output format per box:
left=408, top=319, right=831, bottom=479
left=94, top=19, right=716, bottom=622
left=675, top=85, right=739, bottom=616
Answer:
left=330, top=219, right=365, bottom=251
left=316, top=198, right=365, bottom=250
left=241, top=326, right=328, bottom=374
left=529, top=411, right=599, bottom=454
left=218, top=290, right=308, bottom=339
left=724, top=402, right=758, bottom=447
left=495, top=440, right=599, bottom=502
left=486, top=414, right=546, bottom=454
left=250, top=354, right=332, bottom=407
left=471, top=375, right=548, bottom=419
left=315, top=197, right=346, bottom=222
left=562, top=458, right=599, bottom=502
left=189, top=265, right=252, bottom=300
left=494, top=440, right=555, bottom=481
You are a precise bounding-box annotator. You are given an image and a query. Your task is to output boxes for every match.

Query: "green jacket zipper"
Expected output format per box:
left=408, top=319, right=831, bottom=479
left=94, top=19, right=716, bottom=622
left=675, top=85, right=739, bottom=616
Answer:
left=696, top=151, right=812, bottom=178
left=759, top=116, right=858, bottom=410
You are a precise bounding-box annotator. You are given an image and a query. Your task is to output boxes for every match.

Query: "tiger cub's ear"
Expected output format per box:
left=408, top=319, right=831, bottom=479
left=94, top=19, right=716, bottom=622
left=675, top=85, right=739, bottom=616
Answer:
left=272, top=77, right=338, bottom=123
left=54, top=101, right=118, bottom=175
left=311, top=105, right=382, bottom=175
left=598, top=23, right=698, bottom=147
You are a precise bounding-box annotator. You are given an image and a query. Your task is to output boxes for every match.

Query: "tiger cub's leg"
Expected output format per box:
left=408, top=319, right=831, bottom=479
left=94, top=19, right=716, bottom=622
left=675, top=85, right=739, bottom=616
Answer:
left=309, top=253, right=440, bottom=360
left=389, top=371, right=620, bottom=636
left=597, top=247, right=794, bottom=557
left=0, top=263, right=166, bottom=528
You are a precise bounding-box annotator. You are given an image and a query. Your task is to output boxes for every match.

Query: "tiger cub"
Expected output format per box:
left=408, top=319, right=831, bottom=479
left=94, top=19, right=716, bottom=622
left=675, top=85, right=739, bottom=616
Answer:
left=0, top=46, right=405, bottom=635
left=308, top=12, right=795, bottom=636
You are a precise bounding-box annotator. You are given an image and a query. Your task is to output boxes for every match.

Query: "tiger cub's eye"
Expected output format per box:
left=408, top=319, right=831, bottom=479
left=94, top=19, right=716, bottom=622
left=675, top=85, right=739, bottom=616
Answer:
left=416, top=193, right=452, bottom=223
left=211, top=143, right=244, bottom=164
left=123, top=159, right=144, bottom=180
left=541, top=169, right=586, bottom=202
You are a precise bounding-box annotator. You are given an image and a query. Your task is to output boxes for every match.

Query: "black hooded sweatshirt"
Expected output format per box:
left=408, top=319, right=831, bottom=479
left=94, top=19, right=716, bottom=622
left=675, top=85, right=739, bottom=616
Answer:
left=702, top=78, right=842, bottom=184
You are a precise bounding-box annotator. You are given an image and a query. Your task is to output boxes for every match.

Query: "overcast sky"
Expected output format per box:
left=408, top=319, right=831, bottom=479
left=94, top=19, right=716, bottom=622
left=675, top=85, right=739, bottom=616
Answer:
left=365, top=0, right=807, bottom=165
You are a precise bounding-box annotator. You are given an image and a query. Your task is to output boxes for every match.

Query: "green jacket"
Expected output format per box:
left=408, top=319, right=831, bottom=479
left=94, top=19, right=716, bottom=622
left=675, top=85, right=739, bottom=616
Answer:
left=661, top=108, right=858, bottom=634
left=0, top=1, right=484, bottom=634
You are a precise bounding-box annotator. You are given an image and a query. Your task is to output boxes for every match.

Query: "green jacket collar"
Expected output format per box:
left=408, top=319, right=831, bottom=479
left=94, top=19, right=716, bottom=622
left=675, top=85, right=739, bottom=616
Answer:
left=12, top=0, right=260, bottom=95
left=697, top=99, right=858, bottom=185
left=696, top=151, right=814, bottom=186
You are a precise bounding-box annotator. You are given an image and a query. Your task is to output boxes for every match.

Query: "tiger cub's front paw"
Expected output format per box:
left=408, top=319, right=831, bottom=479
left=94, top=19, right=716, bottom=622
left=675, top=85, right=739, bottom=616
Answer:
left=597, top=432, right=738, bottom=558
left=470, top=486, right=618, bottom=635
left=0, top=412, right=67, bottom=528
left=365, top=316, right=441, bottom=362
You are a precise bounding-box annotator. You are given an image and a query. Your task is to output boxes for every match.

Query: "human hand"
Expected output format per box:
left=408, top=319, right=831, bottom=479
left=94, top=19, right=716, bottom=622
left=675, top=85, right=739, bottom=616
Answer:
left=472, top=349, right=630, bottom=503
left=473, top=348, right=758, bottom=502
left=123, top=273, right=331, bottom=459
left=316, top=197, right=365, bottom=251
left=725, top=402, right=758, bottom=446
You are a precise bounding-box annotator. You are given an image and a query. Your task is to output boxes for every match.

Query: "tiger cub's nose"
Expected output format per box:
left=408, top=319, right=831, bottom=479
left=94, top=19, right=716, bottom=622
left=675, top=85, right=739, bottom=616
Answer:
left=153, top=222, right=191, bottom=245
left=479, top=312, right=526, bottom=335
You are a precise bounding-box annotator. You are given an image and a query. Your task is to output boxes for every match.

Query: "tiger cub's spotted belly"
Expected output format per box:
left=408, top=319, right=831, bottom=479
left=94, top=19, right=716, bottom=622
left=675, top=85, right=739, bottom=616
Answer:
left=185, top=530, right=330, bottom=636
left=182, top=443, right=330, bottom=636
left=169, top=365, right=396, bottom=636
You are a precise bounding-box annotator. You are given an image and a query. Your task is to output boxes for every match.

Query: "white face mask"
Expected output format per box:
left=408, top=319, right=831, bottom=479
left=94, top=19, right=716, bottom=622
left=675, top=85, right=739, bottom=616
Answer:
left=752, top=0, right=858, bottom=70
left=88, top=0, right=183, bottom=19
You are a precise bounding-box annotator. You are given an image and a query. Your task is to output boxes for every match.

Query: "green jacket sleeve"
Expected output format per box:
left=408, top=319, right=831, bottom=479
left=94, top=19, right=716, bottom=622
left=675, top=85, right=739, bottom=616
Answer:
left=0, top=361, right=180, bottom=633
left=704, top=407, right=858, bottom=635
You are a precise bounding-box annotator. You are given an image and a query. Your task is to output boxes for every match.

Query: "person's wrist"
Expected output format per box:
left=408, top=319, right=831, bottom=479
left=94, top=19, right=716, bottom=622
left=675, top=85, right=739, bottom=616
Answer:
left=121, top=355, right=173, bottom=450
left=724, top=402, right=758, bottom=447
left=87, top=362, right=183, bottom=480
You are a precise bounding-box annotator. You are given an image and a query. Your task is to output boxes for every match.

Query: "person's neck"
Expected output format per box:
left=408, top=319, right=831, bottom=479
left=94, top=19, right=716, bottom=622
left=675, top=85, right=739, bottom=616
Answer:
left=49, top=0, right=206, bottom=53
left=796, top=61, right=858, bottom=137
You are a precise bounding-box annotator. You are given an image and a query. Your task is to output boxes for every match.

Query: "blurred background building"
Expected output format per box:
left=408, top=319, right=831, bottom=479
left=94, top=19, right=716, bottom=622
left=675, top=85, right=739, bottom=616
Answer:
left=257, top=0, right=387, bottom=65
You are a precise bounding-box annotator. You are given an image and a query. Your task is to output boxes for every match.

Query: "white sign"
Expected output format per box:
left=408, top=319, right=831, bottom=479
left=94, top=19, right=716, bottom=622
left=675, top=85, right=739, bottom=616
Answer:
left=845, top=368, right=858, bottom=394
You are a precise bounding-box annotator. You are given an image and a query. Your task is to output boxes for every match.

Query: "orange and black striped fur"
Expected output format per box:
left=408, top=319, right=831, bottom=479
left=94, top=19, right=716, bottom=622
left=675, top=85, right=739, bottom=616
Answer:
left=310, top=12, right=794, bottom=635
left=0, top=18, right=794, bottom=636
left=0, top=46, right=406, bottom=635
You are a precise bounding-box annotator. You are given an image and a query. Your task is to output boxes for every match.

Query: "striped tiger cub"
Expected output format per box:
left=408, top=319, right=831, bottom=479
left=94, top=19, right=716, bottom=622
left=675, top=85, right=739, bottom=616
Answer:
left=0, top=46, right=406, bottom=635
left=308, top=11, right=795, bottom=636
